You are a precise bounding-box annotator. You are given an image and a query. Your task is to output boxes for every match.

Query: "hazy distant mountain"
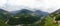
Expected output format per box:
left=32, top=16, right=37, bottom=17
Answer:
left=34, top=10, right=48, bottom=17
left=18, top=9, right=33, bottom=14
left=10, top=9, right=33, bottom=15
left=11, top=9, right=48, bottom=17
left=9, top=11, right=19, bottom=14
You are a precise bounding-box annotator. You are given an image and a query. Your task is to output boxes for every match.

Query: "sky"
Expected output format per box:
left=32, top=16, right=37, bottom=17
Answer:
left=0, top=0, right=60, bottom=13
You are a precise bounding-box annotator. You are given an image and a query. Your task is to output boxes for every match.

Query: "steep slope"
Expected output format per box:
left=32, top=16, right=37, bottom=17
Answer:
left=49, top=9, right=60, bottom=17
left=0, top=9, right=11, bottom=22
left=51, top=9, right=60, bottom=14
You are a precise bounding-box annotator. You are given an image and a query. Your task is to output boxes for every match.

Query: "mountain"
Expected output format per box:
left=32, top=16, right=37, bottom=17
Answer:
left=0, top=9, right=11, bottom=22
left=17, top=9, right=33, bottom=14
left=0, top=9, right=7, bottom=13
left=10, top=9, right=33, bottom=15
left=49, top=9, right=60, bottom=17
left=9, top=11, right=19, bottom=14
left=34, top=10, right=48, bottom=17
left=51, top=9, right=60, bottom=14
left=10, top=9, right=48, bottom=18
left=7, top=9, right=49, bottom=24
left=10, top=9, right=48, bottom=16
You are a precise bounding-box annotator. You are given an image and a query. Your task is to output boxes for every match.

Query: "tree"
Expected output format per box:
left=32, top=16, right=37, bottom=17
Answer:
left=55, top=14, right=60, bottom=21
left=0, top=19, right=10, bottom=26
left=44, top=16, right=53, bottom=26
left=8, top=13, right=40, bottom=25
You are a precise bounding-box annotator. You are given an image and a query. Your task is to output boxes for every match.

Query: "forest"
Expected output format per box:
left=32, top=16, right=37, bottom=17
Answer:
left=0, top=9, right=60, bottom=26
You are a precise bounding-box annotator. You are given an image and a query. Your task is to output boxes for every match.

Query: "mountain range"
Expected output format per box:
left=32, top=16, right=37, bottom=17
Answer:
left=1, top=8, right=60, bottom=17
left=0, top=9, right=49, bottom=20
left=0, top=8, right=60, bottom=23
left=9, top=9, right=48, bottom=17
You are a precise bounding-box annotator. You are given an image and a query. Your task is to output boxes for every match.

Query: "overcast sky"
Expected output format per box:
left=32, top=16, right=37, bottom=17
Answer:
left=0, top=0, right=60, bottom=13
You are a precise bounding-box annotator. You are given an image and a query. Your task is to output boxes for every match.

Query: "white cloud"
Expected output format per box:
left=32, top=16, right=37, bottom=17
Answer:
left=0, top=0, right=60, bottom=13
left=0, top=0, right=7, bottom=8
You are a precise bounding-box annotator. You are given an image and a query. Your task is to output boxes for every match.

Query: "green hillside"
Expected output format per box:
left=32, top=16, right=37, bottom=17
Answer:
left=0, top=9, right=60, bottom=26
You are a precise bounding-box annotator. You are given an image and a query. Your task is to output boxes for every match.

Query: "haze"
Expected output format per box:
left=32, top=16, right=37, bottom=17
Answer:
left=0, top=0, right=60, bottom=13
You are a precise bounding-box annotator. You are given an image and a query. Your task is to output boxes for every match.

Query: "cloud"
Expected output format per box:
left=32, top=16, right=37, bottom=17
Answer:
left=0, top=0, right=60, bottom=13
left=0, top=0, right=7, bottom=8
